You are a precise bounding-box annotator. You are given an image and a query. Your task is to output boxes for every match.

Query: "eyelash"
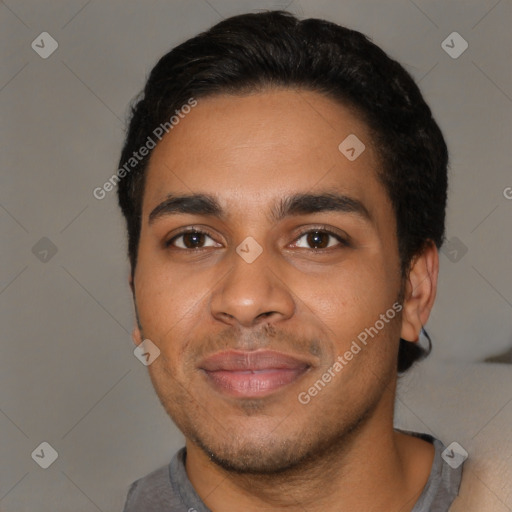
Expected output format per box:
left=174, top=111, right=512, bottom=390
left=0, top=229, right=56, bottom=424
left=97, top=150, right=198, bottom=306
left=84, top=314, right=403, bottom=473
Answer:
left=292, top=227, right=349, bottom=250
left=165, top=226, right=349, bottom=251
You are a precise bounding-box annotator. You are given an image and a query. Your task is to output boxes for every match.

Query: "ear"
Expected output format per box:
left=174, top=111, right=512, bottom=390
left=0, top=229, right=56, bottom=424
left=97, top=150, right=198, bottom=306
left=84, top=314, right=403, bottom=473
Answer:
left=129, top=272, right=135, bottom=295
left=400, top=241, right=439, bottom=343
left=129, top=273, right=143, bottom=347
left=132, top=321, right=143, bottom=347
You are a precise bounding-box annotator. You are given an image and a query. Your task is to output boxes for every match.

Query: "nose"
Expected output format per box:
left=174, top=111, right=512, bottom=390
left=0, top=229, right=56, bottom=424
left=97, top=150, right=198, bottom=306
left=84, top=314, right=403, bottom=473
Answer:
left=209, top=245, right=295, bottom=328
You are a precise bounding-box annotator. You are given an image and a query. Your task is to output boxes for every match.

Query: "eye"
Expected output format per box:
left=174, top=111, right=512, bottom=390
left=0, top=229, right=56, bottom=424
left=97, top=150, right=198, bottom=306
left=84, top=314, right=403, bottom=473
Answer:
left=292, top=229, right=348, bottom=250
left=166, top=229, right=221, bottom=250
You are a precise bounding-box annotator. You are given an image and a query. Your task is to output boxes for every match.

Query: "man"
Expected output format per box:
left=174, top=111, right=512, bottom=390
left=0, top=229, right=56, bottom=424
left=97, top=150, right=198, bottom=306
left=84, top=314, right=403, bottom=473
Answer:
left=118, top=10, right=463, bottom=511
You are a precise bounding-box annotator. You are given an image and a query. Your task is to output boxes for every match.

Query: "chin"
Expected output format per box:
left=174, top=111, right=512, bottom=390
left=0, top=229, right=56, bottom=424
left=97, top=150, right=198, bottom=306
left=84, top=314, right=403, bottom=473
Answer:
left=195, top=435, right=308, bottom=475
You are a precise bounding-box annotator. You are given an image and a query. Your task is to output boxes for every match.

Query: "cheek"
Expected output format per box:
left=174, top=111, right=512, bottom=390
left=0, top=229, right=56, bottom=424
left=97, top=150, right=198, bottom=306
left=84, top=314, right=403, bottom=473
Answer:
left=133, top=255, right=203, bottom=342
left=297, top=260, right=399, bottom=347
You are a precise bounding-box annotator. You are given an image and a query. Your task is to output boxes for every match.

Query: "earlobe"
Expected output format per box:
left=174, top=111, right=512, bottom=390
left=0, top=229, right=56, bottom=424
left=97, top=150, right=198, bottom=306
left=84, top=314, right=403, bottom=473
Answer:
left=132, top=326, right=143, bottom=347
left=132, top=305, right=144, bottom=347
left=400, top=242, right=439, bottom=343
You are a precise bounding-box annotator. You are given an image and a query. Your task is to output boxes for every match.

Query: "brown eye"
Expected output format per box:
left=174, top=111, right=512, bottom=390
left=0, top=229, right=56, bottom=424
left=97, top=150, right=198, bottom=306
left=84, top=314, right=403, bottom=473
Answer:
left=293, top=229, right=347, bottom=250
left=182, top=232, right=206, bottom=248
left=166, top=230, right=219, bottom=250
left=306, top=231, right=330, bottom=249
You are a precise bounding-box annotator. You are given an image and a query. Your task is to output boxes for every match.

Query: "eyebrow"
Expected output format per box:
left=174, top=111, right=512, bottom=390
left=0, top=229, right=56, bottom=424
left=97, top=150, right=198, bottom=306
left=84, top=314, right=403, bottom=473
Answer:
left=148, top=192, right=372, bottom=225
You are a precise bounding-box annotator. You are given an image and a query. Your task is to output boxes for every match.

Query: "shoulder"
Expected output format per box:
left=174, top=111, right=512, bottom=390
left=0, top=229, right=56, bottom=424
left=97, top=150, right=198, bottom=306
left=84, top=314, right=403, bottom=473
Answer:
left=128, top=464, right=171, bottom=493
left=122, top=458, right=183, bottom=512
left=396, top=429, right=464, bottom=511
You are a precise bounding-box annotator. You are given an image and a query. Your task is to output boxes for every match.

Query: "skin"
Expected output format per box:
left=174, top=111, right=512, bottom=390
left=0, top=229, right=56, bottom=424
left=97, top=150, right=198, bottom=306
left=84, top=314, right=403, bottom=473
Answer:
left=130, top=89, right=439, bottom=511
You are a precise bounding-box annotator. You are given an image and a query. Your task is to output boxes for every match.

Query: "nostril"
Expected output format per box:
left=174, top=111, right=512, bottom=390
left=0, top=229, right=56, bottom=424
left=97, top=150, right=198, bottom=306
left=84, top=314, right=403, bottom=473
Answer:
left=257, top=312, right=276, bottom=321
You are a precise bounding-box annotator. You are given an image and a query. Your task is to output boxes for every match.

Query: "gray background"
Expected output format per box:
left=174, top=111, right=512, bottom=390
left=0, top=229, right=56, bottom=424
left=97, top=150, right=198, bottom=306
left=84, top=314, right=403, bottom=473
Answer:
left=1, top=0, right=511, bottom=510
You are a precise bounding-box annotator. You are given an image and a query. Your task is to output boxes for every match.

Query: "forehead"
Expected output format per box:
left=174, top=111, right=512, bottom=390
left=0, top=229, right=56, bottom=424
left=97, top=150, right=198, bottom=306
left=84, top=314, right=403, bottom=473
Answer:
left=142, top=89, right=388, bottom=221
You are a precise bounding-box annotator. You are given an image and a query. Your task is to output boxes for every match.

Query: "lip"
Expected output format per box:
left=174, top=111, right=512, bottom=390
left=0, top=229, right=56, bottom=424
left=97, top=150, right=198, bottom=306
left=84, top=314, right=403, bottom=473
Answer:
left=199, top=350, right=311, bottom=398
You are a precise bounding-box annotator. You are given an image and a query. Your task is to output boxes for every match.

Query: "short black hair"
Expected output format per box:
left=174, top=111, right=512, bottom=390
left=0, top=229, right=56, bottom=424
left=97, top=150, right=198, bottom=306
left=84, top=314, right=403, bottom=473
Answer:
left=117, top=10, right=447, bottom=372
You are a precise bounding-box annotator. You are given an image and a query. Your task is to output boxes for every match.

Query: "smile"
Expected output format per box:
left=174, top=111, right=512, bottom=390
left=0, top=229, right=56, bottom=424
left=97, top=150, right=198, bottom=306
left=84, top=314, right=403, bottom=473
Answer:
left=199, top=350, right=311, bottom=398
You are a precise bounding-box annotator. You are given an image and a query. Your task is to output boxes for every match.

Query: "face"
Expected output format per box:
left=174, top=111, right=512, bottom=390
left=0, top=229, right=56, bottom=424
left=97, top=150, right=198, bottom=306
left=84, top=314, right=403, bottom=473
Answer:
left=132, top=89, right=405, bottom=473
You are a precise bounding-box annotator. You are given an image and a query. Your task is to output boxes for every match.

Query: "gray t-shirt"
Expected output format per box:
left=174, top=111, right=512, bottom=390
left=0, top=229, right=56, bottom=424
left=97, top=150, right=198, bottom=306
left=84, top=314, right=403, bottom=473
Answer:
left=122, top=431, right=464, bottom=512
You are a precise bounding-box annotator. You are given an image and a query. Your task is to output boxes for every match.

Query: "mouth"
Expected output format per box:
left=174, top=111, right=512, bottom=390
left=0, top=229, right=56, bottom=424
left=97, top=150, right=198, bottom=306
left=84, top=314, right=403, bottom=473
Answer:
left=199, top=349, right=311, bottom=398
